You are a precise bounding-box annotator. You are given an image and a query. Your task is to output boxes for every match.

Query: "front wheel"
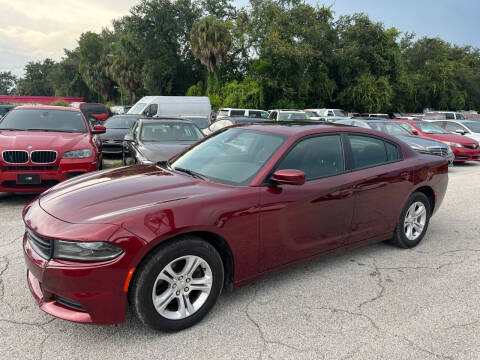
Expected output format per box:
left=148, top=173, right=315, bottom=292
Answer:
left=130, top=236, right=224, bottom=331
left=390, top=192, right=431, bottom=248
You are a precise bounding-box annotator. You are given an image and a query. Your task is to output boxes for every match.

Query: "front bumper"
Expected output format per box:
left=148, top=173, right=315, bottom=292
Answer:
left=0, top=159, right=98, bottom=192
left=451, top=146, right=480, bottom=162
left=22, top=201, right=144, bottom=324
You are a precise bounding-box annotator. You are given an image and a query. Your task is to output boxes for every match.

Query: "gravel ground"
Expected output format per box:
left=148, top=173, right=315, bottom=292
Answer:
left=0, top=163, right=479, bottom=360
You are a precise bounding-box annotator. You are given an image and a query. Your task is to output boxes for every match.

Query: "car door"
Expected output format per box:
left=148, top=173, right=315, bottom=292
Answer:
left=259, top=134, right=354, bottom=271
left=345, top=134, right=411, bottom=245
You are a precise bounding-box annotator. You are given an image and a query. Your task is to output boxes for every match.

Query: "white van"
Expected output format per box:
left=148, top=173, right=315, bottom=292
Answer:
left=128, top=96, right=211, bottom=118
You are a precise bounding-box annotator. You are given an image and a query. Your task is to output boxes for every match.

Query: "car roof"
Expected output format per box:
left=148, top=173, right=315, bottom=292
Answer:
left=232, top=122, right=366, bottom=136
left=12, top=105, right=81, bottom=112
left=139, top=118, right=192, bottom=124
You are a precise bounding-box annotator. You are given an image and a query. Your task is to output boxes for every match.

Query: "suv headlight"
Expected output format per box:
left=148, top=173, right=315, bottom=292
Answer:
left=63, top=149, right=93, bottom=159
left=53, top=240, right=123, bottom=262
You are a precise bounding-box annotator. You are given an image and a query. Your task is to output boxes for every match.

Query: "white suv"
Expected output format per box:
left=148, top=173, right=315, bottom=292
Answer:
left=217, top=108, right=269, bottom=119
left=268, top=110, right=308, bottom=121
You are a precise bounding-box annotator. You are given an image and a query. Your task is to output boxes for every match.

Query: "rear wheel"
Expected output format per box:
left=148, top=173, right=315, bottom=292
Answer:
left=390, top=192, right=431, bottom=248
left=130, top=236, right=224, bottom=331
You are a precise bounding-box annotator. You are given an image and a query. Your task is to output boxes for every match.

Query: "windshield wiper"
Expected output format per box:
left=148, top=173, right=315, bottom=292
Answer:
left=173, top=167, right=208, bottom=180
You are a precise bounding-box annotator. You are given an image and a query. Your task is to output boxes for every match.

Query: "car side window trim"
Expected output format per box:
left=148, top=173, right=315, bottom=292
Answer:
left=262, top=133, right=347, bottom=185
left=344, top=132, right=403, bottom=172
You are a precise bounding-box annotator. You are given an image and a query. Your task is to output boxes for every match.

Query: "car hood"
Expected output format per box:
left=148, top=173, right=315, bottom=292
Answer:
left=38, top=165, right=226, bottom=224
left=139, top=141, right=196, bottom=162
left=396, top=135, right=447, bottom=148
left=0, top=130, right=91, bottom=153
left=101, top=128, right=129, bottom=142
left=424, top=133, right=478, bottom=145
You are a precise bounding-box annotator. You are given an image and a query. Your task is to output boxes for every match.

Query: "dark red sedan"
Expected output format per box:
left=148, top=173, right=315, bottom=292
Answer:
left=22, top=123, right=448, bottom=331
left=391, top=119, right=480, bottom=162
left=0, top=106, right=105, bottom=192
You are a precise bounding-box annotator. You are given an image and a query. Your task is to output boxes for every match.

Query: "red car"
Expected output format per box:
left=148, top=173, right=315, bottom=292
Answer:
left=391, top=119, right=480, bottom=162
left=22, top=123, right=448, bottom=331
left=0, top=106, right=105, bottom=192
left=72, top=102, right=110, bottom=122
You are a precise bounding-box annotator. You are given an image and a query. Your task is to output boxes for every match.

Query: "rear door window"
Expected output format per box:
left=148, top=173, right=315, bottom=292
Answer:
left=276, top=135, right=344, bottom=180
left=348, top=135, right=399, bottom=170
left=444, top=122, right=464, bottom=133
left=230, top=110, right=245, bottom=117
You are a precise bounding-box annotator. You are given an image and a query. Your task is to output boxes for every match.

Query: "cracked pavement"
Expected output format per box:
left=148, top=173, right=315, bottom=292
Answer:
left=0, top=163, right=479, bottom=360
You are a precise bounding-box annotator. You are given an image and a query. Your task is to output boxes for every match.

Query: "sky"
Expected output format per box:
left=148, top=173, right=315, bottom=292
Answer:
left=1, top=0, right=479, bottom=77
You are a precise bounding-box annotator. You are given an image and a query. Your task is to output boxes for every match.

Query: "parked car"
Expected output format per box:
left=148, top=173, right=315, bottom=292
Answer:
left=110, top=105, right=132, bottom=115
left=0, top=106, right=105, bottom=192
left=268, top=110, right=308, bottom=121
left=336, top=119, right=454, bottom=165
left=22, top=122, right=448, bottom=331
left=424, top=111, right=465, bottom=120
left=123, top=118, right=204, bottom=165
left=128, top=96, right=211, bottom=118
left=100, top=114, right=144, bottom=157
left=303, top=110, right=323, bottom=121
left=304, top=108, right=347, bottom=122
left=217, top=108, right=269, bottom=119
left=0, top=104, right=15, bottom=118
left=202, top=116, right=274, bottom=135
left=72, top=103, right=110, bottom=122
left=391, top=119, right=480, bottom=162
left=180, top=115, right=211, bottom=131
left=361, top=113, right=389, bottom=119
left=427, top=119, right=480, bottom=142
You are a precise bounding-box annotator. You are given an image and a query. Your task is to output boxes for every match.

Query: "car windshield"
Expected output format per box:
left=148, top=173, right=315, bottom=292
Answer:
left=105, top=116, right=140, bottom=129
left=81, top=104, right=107, bottom=114
left=333, top=110, right=346, bottom=117
left=414, top=122, right=449, bottom=134
left=0, top=109, right=87, bottom=133
left=456, top=113, right=465, bottom=120
left=182, top=117, right=210, bottom=129
left=128, top=102, right=147, bottom=114
left=278, top=112, right=308, bottom=121
left=140, top=123, right=203, bottom=142
left=463, top=122, right=480, bottom=133
left=368, top=122, right=411, bottom=136
left=171, top=128, right=287, bottom=185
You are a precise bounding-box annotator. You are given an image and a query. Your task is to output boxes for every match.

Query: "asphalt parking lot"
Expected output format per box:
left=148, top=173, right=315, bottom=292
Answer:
left=1, top=163, right=479, bottom=360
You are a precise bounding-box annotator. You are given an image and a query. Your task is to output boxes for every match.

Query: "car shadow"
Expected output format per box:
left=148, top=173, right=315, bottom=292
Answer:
left=0, top=192, right=37, bottom=206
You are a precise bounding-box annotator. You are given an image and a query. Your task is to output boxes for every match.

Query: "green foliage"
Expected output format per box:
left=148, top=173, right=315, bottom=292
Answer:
left=16, top=59, right=55, bottom=96
left=49, top=99, right=70, bottom=107
left=12, top=0, right=480, bottom=112
left=0, top=71, right=17, bottom=95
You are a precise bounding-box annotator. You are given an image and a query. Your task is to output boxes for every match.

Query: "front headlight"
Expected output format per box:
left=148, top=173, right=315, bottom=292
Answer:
left=443, top=142, right=462, bottom=148
left=53, top=240, right=123, bottom=262
left=62, top=149, right=93, bottom=159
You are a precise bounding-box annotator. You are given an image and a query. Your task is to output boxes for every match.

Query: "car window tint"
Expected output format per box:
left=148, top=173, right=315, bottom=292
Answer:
left=327, top=111, right=334, bottom=116
left=349, top=135, right=389, bottom=169
left=269, top=111, right=277, bottom=120
left=444, top=122, right=463, bottom=132
left=445, top=113, right=455, bottom=119
left=385, top=142, right=400, bottom=161
left=230, top=110, right=245, bottom=117
left=277, top=135, right=344, bottom=180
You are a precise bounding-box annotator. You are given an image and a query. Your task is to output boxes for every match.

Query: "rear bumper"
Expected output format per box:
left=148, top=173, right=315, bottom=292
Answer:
left=0, top=159, right=98, bottom=192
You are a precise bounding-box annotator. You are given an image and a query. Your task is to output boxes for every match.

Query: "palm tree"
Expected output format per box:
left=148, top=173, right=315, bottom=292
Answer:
left=190, top=16, right=232, bottom=73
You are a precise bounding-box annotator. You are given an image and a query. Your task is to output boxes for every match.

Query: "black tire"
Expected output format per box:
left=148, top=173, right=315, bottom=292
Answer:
left=98, top=156, right=103, bottom=170
left=390, top=192, right=431, bottom=248
left=122, top=151, right=127, bottom=166
left=130, top=236, right=224, bottom=331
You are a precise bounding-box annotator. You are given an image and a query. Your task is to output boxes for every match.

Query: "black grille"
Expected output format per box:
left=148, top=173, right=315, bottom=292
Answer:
left=2, top=166, right=58, bottom=171
left=427, top=147, right=448, bottom=157
left=31, top=151, right=57, bottom=164
left=26, top=229, right=52, bottom=260
left=55, top=295, right=86, bottom=312
left=2, top=151, right=28, bottom=164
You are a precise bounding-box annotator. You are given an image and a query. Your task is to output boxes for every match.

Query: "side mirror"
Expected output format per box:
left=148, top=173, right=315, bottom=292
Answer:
left=455, top=129, right=466, bottom=135
left=93, top=125, right=106, bottom=134
left=272, top=169, right=305, bottom=186
left=411, top=130, right=419, bottom=135
left=124, top=134, right=134, bottom=142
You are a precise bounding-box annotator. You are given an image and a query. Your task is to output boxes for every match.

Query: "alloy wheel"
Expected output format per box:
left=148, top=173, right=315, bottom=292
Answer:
left=152, top=255, right=212, bottom=320
left=403, top=201, right=427, bottom=241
